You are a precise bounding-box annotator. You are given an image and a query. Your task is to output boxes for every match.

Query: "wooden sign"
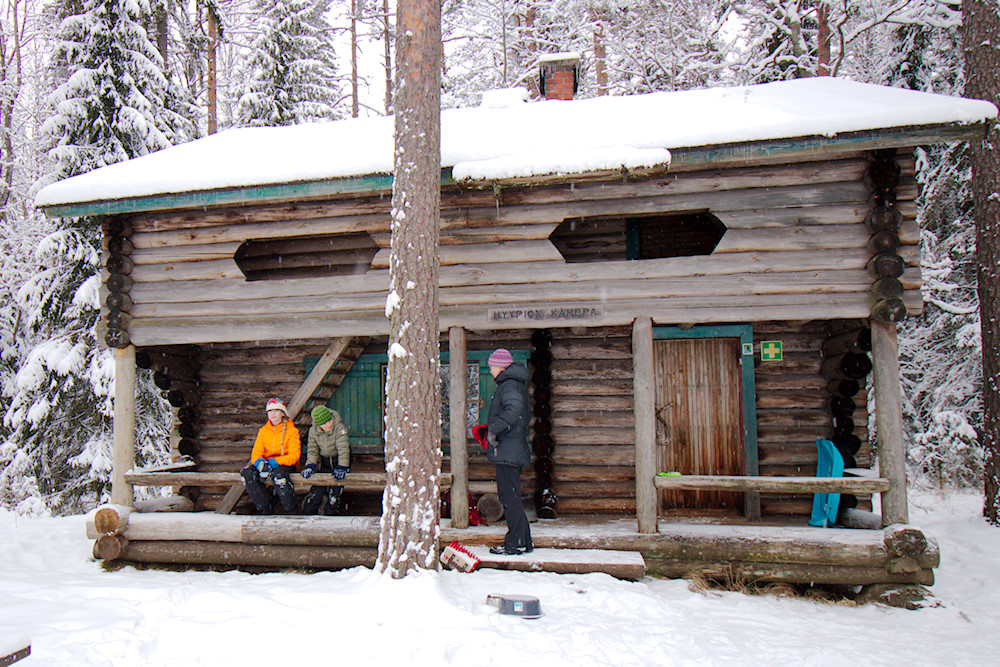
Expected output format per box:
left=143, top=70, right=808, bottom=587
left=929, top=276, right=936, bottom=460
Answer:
left=488, top=306, right=603, bottom=323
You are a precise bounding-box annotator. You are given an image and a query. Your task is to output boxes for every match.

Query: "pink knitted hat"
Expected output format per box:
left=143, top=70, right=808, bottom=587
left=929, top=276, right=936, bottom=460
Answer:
left=488, top=348, right=514, bottom=369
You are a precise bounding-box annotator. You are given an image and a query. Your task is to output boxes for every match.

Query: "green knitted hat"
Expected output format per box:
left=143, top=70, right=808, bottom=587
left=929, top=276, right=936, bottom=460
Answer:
left=311, top=405, right=333, bottom=426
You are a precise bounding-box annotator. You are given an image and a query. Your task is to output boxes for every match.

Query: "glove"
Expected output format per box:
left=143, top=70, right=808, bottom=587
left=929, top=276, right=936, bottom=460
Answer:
left=253, top=458, right=268, bottom=473
left=267, top=459, right=279, bottom=471
left=471, top=424, right=489, bottom=450
left=300, top=464, right=316, bottom=479
left=486, top=431, right=497, bottom=448
left=333, top=465, right=349, bottom=480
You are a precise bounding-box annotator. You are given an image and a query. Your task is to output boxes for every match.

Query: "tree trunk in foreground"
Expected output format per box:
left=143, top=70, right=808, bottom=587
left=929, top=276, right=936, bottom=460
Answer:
left=377, top=0, right=443, bottom=577
left=964, top=0, right=1000, bottom=524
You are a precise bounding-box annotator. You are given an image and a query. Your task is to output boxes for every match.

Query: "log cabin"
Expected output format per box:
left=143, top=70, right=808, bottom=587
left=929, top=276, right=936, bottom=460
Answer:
left=36, top=62, right=998, bottom=585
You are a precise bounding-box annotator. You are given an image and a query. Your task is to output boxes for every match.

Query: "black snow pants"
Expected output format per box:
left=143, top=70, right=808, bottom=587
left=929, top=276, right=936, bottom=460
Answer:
left=301, top=456, right=345, bottom=515
left=495, top=463, right=532, bottom=552
left=240, top=464, right=297, bottom=513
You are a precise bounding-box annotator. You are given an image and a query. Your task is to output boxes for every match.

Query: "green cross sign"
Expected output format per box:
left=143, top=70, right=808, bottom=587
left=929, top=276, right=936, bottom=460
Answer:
left=761, top=341, right=783, bottom=361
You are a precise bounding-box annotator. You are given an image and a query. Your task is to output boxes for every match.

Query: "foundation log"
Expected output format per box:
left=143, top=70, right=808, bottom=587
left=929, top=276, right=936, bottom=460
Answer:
left=121, top=540, right=378, bottom=569
left=646, top=558, right=933, bottom=586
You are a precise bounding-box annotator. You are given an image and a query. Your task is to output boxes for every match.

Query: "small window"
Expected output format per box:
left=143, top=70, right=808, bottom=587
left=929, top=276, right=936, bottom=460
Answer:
left=549, top=212, right=726, bottom=263
left=235, top=232, right=379, bottom=281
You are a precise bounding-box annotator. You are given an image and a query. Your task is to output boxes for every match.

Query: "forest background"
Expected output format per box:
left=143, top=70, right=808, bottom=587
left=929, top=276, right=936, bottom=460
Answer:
left=0, top=0, right=989, bottom=516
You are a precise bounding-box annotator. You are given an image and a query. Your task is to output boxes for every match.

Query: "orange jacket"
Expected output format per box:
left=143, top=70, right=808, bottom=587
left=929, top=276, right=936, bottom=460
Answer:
left=250, top=419, right=301, bottom=468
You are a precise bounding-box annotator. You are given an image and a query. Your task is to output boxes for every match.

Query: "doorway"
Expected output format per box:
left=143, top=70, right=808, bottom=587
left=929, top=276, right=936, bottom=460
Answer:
left=653, top=325, right=758, bottom=516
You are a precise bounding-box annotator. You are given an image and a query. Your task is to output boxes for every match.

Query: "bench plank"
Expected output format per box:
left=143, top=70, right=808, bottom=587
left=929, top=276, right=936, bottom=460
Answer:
left=653, top=475, right=889, bottom=494
left=125, top=470, right=453, bottom=490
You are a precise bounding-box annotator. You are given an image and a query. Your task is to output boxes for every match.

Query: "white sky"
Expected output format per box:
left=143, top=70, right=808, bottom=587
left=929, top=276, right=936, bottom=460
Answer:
left=35, top=78, right=997, bottom=209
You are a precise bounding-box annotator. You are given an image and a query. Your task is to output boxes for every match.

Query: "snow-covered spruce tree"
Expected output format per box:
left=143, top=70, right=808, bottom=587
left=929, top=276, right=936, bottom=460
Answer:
left=592, top=0, right=734, bottom=95
left=236, top=0, right=344, bottom=126
left=867, top=4, right=985, bottom=489
left=1, top=0, right=178, bottom=516
left=898, top=141, right=983, bottom=489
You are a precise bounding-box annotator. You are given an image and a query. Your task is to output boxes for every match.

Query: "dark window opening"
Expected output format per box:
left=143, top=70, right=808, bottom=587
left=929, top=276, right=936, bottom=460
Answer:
left=549, top=212, right=726, bottom=263
left=235, top=232, right=379, bottom=281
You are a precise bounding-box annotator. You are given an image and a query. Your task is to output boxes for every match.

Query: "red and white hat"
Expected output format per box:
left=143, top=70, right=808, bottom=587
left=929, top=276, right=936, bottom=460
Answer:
left=265, top=398, right=288, bottom=416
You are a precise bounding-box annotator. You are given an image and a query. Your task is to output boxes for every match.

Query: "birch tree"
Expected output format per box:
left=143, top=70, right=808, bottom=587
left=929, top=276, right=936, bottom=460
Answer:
left=377, top=0, right=442, bottom=577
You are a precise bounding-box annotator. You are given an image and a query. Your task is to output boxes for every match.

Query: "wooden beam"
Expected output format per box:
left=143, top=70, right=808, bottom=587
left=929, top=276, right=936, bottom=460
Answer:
left=632, top=316, right=657, bottom=534
left=871, top=320, right=908, bottom=525
left=126, top=470, right=451, bottom=490
left=286, top=336, right=353, bottom=420
left=112, top=345, right=137, bottom=506
left=652, top=474, right=890, bottom=494
left=449, top=327, right=470, bottom=528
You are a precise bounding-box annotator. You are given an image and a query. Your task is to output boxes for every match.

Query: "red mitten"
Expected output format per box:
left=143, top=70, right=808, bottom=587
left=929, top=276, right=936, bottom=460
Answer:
left=471, top=424, right=489, bottom=450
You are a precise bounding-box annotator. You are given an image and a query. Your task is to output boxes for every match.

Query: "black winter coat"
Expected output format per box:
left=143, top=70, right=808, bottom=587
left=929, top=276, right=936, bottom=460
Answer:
left=485, top=363, right=532, bottom=468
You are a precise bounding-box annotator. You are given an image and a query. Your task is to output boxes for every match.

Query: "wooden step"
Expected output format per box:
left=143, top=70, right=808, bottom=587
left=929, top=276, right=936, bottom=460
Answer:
left=464, top=546, right=645, bottom=580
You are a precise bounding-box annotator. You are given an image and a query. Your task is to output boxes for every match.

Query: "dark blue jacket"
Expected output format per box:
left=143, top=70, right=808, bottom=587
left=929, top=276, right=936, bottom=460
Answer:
left=486, top=363, right=532, bottom=468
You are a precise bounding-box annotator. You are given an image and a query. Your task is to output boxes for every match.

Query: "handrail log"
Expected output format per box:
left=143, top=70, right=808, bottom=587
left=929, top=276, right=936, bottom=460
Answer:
left=653, top=475, right=889, bottom=494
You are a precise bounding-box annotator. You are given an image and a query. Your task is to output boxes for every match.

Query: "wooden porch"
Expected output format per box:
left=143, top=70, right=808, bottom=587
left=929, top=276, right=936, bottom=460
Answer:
left=87, top=508, right=938, bottom=586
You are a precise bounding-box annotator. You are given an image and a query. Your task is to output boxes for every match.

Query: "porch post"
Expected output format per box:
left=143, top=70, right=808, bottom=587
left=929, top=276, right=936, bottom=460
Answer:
left=449, top=326, right=469, bottom=528
left=112, top=344, right=137, bottom=506
left=870, top=320, right=908, bottom=525
left=633, top=317, right=657, bottom=533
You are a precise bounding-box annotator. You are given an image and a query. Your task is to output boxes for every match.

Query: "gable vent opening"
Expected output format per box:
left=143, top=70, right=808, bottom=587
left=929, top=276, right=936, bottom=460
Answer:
left=235, top=232, right=379, bottom=281
left=549, top=211, right=727, bottom=263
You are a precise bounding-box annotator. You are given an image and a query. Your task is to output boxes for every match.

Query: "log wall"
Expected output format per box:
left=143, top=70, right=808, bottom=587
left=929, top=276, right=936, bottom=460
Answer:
left=117, top=152, right=920, bottom=346
left=185, top=321, right=871, bottom=519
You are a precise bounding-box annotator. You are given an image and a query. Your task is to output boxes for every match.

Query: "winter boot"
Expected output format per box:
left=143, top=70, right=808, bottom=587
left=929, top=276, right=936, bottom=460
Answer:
left=241, top=466, right=274, bottom=514
left=272, top=471, right=297, bottom=513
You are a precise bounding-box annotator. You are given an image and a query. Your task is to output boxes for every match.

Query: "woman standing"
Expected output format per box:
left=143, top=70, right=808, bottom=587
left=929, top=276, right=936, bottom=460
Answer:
left=484, top=348, right=533, bottom=555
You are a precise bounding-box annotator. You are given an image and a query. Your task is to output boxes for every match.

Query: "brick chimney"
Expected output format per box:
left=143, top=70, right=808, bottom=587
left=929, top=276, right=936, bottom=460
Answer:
left=539, top=52, right=581, bottom=101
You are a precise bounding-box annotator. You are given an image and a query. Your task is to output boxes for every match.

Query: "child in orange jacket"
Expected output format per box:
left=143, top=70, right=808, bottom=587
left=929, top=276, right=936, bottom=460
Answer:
left=240, top=398, right=301, bottom=513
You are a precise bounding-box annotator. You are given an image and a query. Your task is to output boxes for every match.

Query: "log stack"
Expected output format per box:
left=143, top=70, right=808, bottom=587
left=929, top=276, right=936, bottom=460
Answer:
left=103, top=217, right=134, bottom=349
left=136, top=345, right=203, bottom=503
left=865, top=149, right=907, bottom=323
left=820, top=320, right=873, bottom=516
left=83, top=507, right=939, bottom=587
left=530, top=328, right=558, bottom=519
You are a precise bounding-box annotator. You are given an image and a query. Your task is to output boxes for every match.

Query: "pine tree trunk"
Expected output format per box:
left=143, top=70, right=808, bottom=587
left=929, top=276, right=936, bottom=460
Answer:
left=964, top=0, right=1000, bottom=524
left=377, top=0, right=442, bottom=577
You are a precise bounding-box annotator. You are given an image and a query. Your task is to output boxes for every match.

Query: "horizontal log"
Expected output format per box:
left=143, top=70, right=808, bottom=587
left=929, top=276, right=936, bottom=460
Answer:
left=119, top=540, right=379, bottom=569
left=371, top=240, right=565, bottom=269
left=645, top=558, right=933, bottom=586
left=96, top=534, right=130, bottom=560
left=124, top=470, right=453, bottom=490
left=133, top=495, right=195, bottom=513
left=653, top=475, right=889, bottom=494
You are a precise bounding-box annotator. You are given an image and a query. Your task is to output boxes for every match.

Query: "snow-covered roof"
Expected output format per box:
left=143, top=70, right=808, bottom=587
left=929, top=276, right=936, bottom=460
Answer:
left=34, top=77, right=997, bottom=213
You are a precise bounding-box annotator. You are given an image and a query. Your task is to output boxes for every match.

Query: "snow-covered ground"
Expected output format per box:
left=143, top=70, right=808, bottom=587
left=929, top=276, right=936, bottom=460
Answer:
left=1, top=491, right=997, bottom=666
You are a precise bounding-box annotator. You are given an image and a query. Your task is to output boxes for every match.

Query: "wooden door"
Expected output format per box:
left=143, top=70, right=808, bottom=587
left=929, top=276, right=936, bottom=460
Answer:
left=654, top=337, right=745, bottom=513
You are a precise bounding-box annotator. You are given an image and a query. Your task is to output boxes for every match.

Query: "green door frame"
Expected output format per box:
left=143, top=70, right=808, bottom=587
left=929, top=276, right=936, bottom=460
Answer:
left=652, top=324, right=760, bottom=518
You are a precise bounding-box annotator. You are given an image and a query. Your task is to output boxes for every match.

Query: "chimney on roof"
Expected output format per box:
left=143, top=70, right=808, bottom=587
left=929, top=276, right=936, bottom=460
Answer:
left=539, top=52, right=581, bottom=101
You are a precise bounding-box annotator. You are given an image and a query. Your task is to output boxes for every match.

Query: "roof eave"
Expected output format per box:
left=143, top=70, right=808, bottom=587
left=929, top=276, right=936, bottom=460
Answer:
left=37, top=121, right=989, bottom=218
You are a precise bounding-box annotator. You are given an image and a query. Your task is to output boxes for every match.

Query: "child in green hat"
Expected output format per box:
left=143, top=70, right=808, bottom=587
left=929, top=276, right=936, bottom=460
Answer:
left=300, top=405, right=352, bottom=515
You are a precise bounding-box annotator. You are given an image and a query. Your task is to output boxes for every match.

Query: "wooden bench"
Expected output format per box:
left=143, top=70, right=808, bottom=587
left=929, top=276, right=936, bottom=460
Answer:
left=652, top=474, right=890, bottom=494
left=124, top=469, right=460, bottom=514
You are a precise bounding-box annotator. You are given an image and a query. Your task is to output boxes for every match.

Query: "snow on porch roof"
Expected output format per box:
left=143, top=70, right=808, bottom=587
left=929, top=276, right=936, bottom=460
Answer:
left=34, top=77, right=997, bottom=216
